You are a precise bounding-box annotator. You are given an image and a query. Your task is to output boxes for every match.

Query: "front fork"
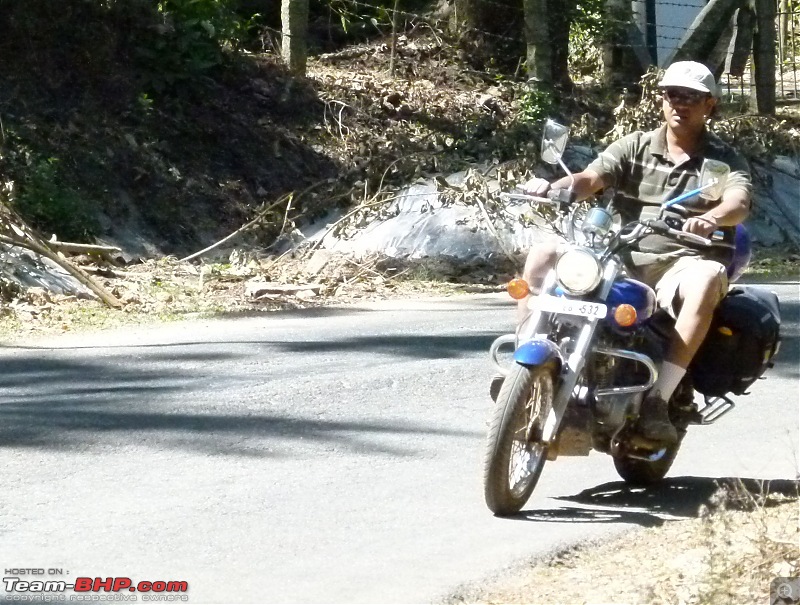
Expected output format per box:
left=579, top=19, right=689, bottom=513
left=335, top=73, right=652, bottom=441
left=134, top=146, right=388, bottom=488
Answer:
left=523, top=260, right=621, bottom=445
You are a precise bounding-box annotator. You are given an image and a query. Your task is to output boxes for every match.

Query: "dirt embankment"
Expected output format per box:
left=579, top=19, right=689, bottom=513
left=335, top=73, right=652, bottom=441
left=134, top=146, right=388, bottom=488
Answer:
left=445, top=481, right=798, bottom=605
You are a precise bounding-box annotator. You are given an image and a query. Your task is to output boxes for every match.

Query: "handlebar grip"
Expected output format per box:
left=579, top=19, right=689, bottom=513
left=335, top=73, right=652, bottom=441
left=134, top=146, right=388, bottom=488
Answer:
left=547, top=189, right=577, bottom=204
left=500, top=192, right=557, bottom=205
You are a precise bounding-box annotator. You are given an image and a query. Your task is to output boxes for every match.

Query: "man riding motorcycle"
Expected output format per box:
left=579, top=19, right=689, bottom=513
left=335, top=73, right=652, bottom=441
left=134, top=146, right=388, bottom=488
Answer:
left=519, top=61, right=753, bottom=447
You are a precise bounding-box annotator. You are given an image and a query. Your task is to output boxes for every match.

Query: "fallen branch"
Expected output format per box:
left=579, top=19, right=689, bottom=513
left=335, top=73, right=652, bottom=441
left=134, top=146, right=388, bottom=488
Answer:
left=305, top=196, right=393, bottom=255
left=318, top=47, right=372, bottom=62
left=246, top=281, right=323, bottom=298
left=179, top=193, right=293, bottom=263
left=345, top=257, right=383, bottom=279
left=181, top=177, right=340, bottom=263
left=0, top=234, right=122, bottom=308
left=47, top=241, right=123, bottom=256
left=279, top=193, right=294, bottom=236
left=305, top=190, right=437, bottom=255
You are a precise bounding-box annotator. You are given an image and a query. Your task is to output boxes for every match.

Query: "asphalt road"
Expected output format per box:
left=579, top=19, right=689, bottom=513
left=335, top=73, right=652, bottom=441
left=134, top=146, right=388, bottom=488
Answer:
left=1, top=282, right=798, bottom=604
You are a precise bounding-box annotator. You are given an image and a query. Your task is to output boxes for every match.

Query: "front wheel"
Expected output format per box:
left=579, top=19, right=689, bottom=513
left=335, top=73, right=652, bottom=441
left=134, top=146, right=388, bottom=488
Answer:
left=483, top=363, right=555, bottom=516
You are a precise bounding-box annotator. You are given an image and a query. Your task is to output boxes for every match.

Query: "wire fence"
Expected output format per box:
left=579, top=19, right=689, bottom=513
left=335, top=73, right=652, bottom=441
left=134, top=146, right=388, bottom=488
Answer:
left=775, top=0, right=798, bottom=101
left=718, top=0, right=799, bottom=103
left=325, top=0, right=799, bottom=106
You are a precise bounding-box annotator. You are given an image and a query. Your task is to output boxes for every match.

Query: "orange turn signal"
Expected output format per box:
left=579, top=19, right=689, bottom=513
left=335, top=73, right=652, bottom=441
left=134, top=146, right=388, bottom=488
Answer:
left=613, top=304, right=637, bottom=327
left=717, top=326, right=734, bottom=336
left=507, top=278, right=530, bottom=300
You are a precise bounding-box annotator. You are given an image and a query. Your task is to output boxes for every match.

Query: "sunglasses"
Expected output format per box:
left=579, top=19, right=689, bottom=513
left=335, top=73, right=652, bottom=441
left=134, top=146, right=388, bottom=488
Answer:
left=660, top=88, right=710, bottom=105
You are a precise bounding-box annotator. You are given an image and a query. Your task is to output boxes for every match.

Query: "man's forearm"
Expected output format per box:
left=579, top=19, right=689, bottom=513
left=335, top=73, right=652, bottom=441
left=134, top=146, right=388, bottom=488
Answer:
left=552, top=170, right=604, bottom=201
left=700, top=189, right=750, bottom=226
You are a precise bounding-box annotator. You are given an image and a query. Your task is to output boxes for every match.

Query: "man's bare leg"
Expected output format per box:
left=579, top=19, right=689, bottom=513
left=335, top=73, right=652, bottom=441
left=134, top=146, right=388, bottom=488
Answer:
left=639, top=265, right=724, bottom=444
left=666, top=267, right=723, bottom=368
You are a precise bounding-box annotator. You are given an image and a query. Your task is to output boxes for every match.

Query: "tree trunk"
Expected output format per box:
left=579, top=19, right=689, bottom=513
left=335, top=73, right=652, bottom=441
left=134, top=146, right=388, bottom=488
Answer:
left=547, top=0, right=577, bottom=88
left=725, top=7, right=755, bottom=77
left=281, top=0, right=309, bottom=76
left=451, top=0, right=525, bottom=66
left=750, top=0, right=776, bottom=114
left=452, top=0, right=480, bottom=32
left=602, top=0, right=643, bottom=88
left=523, top=0, right=551, bottom=84
left=670, top=0, right=741, bottom=65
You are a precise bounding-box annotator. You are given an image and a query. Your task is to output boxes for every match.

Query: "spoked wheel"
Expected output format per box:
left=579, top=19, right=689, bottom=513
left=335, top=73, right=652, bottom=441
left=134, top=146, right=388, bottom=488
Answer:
left=483, top=363, right=555, bottom=516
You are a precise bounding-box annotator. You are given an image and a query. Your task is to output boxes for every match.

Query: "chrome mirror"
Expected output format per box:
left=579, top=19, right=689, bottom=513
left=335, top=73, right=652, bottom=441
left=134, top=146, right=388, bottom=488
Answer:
left=541, top=120, right=570, bottom=165
left=698, top=159, right=730, bottom=200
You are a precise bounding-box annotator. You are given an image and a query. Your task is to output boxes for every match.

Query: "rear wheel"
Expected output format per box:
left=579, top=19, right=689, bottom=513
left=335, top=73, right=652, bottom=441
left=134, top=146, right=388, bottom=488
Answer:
left=612, top=433, right=684, bottom=486
left=613, top=380, right=692, bottom=486
left=483, top=364, right=555, bottom=516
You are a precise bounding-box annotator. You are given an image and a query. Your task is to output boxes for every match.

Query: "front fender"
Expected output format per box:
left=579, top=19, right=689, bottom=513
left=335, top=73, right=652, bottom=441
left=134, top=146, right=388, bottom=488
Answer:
left=513, top=339, right=563, bottom=372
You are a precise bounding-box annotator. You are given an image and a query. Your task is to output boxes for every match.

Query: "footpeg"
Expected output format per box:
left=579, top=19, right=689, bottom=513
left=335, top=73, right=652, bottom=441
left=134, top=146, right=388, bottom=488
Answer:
left=693, top=395, right=735, bottom=424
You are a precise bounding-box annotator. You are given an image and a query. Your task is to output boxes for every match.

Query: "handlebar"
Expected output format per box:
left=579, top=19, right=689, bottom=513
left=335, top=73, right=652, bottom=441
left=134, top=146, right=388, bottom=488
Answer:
left=499, top=190, right=714, bottom=248
left=642, top=219, right=712, bottom=247
left=500, top=189, right=577, bottom=205
left=499, top=192, right=552, bottom=205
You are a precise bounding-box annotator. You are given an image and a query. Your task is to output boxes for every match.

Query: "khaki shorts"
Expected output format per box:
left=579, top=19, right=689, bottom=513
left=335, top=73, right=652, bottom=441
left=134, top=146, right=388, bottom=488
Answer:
left=652, top=256, right=729, bottom=318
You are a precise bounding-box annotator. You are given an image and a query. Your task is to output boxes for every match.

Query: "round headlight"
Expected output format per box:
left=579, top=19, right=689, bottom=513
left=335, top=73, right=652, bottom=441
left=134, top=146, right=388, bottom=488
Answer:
left=555, top=248, right=602, bottom=295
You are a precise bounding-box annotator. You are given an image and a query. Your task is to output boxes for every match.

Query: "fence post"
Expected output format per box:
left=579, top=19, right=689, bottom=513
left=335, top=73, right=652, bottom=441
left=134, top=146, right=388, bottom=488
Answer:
left=749, top=0, right=776, bottom=114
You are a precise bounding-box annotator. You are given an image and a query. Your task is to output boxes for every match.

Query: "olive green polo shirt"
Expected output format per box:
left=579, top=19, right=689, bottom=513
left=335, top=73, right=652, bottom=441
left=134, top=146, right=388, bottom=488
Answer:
left=585, top=124, right=752, bottom=280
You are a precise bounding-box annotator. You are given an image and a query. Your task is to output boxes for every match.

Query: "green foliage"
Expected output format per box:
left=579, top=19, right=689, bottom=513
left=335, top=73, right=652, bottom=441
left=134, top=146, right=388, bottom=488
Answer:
left=569, top=0, right=604, bottom=78
left=516, top=88, right=554, bottom=124
left=0, top=1, right=263, bottom=97
left=327, top=0, right=381, bottom=33
left=134, top=0, right=254, bottom=91
left=573, top=0, right=605, bottom=37
left=316, top=0, right=417, bottom=40
left=13, top=157, right=100, bottom=241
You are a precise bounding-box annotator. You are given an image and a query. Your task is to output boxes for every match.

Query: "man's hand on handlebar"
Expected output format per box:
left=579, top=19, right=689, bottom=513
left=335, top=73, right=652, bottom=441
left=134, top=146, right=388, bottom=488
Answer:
left=521, top=177, right=576, bottom=204
left=521, top=177, right=551, bottom=197
left=682, top=215, right=719, bottom=238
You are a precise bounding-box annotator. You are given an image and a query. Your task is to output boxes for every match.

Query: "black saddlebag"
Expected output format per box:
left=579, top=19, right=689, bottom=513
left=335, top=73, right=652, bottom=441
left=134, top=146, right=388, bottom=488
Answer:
left=689, top=286, right=781, bottom=397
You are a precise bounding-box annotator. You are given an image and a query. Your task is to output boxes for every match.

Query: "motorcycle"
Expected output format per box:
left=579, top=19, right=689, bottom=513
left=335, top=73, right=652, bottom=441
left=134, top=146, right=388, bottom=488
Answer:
left=483, top=120, right=781, bottom=516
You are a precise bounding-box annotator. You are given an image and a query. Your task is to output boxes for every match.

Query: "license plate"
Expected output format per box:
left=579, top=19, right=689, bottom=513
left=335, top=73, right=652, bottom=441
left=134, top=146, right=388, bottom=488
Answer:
left=530, top=294, right=608, bottom=319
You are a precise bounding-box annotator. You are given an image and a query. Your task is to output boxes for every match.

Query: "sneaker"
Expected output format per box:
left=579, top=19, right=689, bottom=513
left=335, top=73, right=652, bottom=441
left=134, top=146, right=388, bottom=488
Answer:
left=635, top=394, right=678, bottom=446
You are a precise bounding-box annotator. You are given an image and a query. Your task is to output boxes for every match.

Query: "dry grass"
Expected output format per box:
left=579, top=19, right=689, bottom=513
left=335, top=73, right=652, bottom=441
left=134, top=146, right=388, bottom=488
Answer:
left=443, top=480, right=799, bottom=605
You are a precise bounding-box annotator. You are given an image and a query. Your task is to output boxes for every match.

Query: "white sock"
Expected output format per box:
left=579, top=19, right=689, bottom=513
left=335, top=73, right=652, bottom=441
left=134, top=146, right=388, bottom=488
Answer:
left=651, top=361, right=687, bottom=402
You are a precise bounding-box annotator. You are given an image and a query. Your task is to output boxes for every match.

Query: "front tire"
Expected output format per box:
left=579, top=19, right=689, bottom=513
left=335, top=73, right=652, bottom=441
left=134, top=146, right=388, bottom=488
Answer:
left=483, top=363, right=555, bottom=516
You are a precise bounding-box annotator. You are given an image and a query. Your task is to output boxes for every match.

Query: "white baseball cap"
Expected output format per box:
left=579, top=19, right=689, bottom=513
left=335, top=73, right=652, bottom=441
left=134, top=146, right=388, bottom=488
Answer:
left=658, top=61, right=720, bottom=98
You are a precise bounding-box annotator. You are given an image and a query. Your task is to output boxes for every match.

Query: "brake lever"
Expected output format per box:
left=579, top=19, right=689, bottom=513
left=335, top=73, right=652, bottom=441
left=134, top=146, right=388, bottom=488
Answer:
left=643, top=219, right=712, bottom=247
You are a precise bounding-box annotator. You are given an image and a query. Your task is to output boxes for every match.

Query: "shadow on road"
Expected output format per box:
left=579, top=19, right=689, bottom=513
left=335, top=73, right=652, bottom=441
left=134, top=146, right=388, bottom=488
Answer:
left=513, top=476, right=799, bottom=527
left=268, top=333, right=501, bottom=358
left=770, top=295, right=799, bottom=380
left=0, top=345, right=478, bottom=456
